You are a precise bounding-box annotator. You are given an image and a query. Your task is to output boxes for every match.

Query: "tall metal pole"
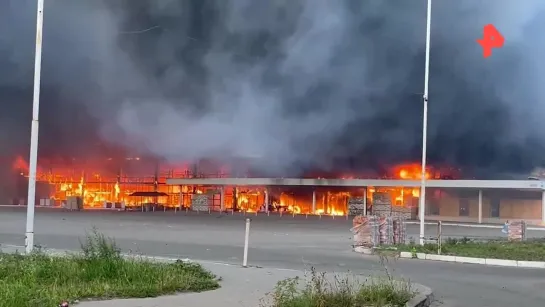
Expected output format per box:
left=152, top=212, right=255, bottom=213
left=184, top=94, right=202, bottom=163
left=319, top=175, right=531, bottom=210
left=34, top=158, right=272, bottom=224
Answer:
left=419, top=0, right=432, bottom=246
left=25, top=0, right=45, bottom=254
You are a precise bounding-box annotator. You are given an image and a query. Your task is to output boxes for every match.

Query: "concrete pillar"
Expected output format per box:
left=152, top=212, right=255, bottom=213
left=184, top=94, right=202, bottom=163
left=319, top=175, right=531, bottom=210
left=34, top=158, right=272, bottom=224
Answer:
left=363, top=188, right=367, bottom=216
left=542, top=190, right=545, bottom=223
left=81, top=171, right=86, bottom=198
left=264, top=188, right=269, bottom=213
left=220, top=186, right=225, bottom=211
left=312, top=190, right=316, bottom=213
left=179, top=186, right=183, bottom=207
left=233, top=187, right=238, bottom=211
left=478, top=189, right=483, bottom=224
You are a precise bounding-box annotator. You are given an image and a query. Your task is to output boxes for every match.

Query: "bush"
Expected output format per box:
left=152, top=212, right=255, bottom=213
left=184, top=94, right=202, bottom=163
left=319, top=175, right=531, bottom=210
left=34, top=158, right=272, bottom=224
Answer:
left=263, top=268, right=414, bottom=307
left=0, top=230, right=219, bottom=307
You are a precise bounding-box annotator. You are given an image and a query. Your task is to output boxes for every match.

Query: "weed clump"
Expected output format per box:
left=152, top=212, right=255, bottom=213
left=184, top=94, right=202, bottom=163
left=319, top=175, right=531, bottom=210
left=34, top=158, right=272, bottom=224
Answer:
left=264, top=267, right=414, bottom=307
left=0, top=230, right=219, bottom=307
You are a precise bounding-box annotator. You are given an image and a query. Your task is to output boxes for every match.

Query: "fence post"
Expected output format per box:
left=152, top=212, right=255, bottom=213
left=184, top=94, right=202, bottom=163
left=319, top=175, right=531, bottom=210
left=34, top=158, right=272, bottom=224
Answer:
left=242, top=218, right=251, bottom=267
left=522, top=220, right=527, bottom=241
left=437, top=221, right=442, bottom=255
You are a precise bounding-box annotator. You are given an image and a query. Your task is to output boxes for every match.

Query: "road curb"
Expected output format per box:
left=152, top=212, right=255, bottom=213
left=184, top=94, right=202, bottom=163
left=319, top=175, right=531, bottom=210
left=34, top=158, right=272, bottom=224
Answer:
left=390, top=250, right=545, bottom=268
left=406, top=283, right=434, bottom=307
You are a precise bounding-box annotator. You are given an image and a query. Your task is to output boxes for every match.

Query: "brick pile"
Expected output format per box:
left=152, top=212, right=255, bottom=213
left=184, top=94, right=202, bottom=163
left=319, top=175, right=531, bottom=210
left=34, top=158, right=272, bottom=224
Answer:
left=391, top=206, right=417, bottom=220
left=191, top=194, right=210, bottom=211
left=352, top=215, right=407, bottom=247
left=392, top=218, right=407, bottom=244
left=377, top=217, right=392, bottom=245
left=351, top=216, right=376, bottom=248
left=372, top=192, right=392, bottom=217
left=507, top=220, right=527, bottom=241
left=348, top=197, right=365, bottom=216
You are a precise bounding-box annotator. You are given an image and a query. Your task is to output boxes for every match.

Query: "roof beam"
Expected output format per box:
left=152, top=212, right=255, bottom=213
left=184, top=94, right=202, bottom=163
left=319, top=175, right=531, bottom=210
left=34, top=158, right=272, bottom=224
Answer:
left=165, top=178, right=545, bottom=190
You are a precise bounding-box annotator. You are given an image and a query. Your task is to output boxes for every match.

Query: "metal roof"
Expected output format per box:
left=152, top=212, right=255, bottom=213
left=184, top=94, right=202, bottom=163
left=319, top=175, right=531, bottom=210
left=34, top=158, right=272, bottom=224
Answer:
left=165, top=178, right=545, bottom=190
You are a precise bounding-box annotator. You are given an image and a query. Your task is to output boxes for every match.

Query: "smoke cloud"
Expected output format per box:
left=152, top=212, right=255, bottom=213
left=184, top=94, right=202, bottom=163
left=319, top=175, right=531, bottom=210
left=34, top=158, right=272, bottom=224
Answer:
left=1, top=0, right=545, bottom=177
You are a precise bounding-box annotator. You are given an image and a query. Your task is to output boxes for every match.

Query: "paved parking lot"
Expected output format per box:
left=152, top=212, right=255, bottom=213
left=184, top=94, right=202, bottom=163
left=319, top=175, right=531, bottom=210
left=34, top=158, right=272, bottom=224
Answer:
left=1, top=207, right=545, bottom=306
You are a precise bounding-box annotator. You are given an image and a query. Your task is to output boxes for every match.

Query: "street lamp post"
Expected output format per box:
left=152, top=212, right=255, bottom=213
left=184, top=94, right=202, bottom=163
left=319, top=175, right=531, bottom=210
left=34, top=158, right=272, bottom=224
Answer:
left=25, top=0, right=45, bottom=254
left=419, top=0, right=432, bottom=246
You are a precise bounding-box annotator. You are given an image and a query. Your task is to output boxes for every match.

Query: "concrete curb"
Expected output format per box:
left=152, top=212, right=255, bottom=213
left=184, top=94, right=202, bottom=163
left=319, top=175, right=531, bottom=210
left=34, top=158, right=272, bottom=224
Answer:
left=406, top=283, right=434, bottom=307
left=394, top=251, right=545, bottom=268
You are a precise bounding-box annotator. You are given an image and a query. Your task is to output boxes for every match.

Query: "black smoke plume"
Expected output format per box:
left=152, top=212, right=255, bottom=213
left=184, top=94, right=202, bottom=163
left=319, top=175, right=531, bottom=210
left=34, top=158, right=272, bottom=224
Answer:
left=1, top=0, right=545, bottom=178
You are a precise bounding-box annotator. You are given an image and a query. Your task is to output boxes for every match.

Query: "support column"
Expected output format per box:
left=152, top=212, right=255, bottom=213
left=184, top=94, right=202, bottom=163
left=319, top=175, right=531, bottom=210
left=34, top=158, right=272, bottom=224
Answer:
left=232, top=187, right=238, bottom=211
left=179, top=186, right=183, bottom=209
left=178, top=186, right=184, bottom=208
left=312, top=190, right=316, bottom=213
left=541, top=190, right=545, bottom=223
left=478, top=190, right=483, bottom=224
left=264, top=188, right=269, bottom=213
left=81, top=171, right=86, bottom=197
left=363, top=188, right=367, bottom=216
left=220, top=186, right=225, bottom=211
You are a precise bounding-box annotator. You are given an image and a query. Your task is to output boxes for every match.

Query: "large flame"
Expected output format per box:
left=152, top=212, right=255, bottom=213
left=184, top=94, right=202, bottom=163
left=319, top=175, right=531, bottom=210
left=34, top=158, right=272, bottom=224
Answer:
left=232, top=189, right=350, bottom=215
left=395, top=163, right=430, bottom=180
left=12, top=155, right=193, bottom=208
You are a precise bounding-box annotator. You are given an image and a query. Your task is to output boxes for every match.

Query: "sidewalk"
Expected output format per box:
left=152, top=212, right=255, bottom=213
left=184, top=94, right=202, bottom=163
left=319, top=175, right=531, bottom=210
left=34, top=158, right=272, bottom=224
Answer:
left=78, top=262, right=302, bottom=307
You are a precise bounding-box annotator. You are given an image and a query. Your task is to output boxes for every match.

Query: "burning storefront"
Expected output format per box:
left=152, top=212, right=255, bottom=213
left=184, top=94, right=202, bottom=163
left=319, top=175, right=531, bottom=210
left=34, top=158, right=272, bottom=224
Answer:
left=9, top=154, right=544, bottom=224
left=9, top=154, right=454, bottom=216
left=9, top=155, right=209, bottom=208
left=169, top=163, right=460, bottom=217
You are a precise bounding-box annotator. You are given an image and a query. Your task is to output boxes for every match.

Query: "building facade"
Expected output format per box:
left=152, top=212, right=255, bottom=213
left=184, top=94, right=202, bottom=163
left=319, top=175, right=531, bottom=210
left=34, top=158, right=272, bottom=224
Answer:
left=166, top=178, right=545, bottom=224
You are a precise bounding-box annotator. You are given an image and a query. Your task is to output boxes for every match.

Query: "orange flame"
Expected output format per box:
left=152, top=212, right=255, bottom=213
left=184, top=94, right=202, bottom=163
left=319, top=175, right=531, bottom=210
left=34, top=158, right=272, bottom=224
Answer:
left=114, top=182, right=120, bottom=200
left=395, top=163, right=430, bottom=180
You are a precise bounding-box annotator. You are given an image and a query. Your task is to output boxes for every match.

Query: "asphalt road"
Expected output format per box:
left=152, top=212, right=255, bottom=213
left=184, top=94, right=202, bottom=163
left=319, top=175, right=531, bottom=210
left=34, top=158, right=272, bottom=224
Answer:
left=1, top=207, right=544, bottom=307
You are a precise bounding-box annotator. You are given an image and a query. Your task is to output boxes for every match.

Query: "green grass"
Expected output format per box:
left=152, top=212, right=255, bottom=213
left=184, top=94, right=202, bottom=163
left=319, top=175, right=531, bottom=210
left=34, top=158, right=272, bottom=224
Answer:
left=0, top=231, right=219, bottom=307
left=396, top=237, right=545, bottom=261
left=263, top=268, right=414, bottom=307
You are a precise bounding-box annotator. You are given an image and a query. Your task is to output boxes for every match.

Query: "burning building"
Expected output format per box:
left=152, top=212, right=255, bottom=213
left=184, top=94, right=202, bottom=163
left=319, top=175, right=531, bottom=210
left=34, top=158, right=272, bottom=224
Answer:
left=10, top=154, right=446, bottom=215
left=166, top=163, right=460, bottom=218
left=10, top=155, right=198, bottom=208
left=5, top=153, right=545, bottom=224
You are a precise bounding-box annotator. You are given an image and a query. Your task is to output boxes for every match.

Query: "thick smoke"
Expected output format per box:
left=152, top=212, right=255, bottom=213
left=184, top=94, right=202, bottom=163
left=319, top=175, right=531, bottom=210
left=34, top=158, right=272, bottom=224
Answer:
left=1, top=0, right=545, bottom=177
